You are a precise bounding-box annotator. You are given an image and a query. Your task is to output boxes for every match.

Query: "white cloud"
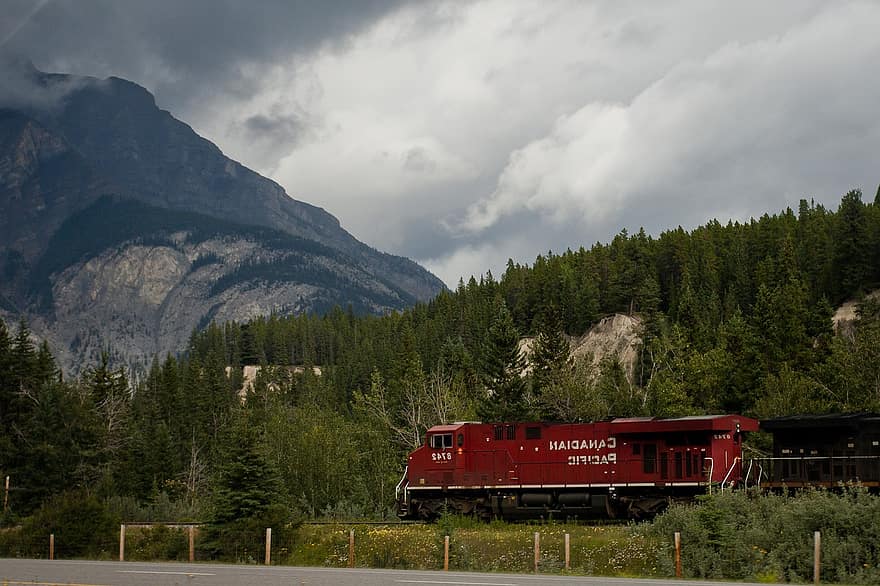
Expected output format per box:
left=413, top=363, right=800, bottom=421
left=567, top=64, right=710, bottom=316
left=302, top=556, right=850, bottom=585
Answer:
left=461, top=2, right=880, bottom=245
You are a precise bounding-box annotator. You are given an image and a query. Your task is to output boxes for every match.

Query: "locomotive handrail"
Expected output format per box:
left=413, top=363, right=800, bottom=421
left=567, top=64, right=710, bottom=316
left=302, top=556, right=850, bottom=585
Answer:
left=744, top=458, right=754, bottom=489
left=395, top=465, right=409, bottom=502
left=720, top=457, right=741, bottom=492
left=749, top=455, right=880, bottom=460
left=743, top=459, right=766, bottom=489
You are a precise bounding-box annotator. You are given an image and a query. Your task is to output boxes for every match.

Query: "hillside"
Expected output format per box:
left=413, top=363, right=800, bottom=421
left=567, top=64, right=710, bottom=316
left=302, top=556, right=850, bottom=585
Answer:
left=0, top=63, right=445, bottom=373
left=2, top=186, right=879, bottom=529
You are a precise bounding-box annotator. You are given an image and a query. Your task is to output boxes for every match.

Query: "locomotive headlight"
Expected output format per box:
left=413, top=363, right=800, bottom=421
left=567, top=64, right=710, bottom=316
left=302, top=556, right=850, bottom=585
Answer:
left=457, top=448, right=463, bottom=455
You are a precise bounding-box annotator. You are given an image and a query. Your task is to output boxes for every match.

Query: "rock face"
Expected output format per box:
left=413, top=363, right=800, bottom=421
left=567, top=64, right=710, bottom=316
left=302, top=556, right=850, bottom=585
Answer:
left=832, top=290, right=880, bottom=339
left=570, top=314, right=643, bottom=383
left=0, top=64, right=445, bottom=375
left=518, top=313, right=643, bottom=382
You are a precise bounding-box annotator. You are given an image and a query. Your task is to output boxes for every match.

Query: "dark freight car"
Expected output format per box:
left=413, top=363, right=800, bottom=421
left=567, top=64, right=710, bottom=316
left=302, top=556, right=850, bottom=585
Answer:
left=756, top=413, right=880, bottom=488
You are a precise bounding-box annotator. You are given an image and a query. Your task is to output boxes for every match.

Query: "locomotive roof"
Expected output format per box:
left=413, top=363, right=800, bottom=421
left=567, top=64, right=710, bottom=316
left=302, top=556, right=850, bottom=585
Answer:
left=761, top=412, right=880, bottom=430
left=426, top=414, right=759, bottom=433
left=426, top=423, right=465, bottom=432
left=610, top=414, right=759, bottom=433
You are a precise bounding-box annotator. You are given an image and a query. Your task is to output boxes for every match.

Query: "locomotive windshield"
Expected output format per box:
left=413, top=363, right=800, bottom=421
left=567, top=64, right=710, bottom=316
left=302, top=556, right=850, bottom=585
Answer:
left=430, top=433, right=453, bottom=449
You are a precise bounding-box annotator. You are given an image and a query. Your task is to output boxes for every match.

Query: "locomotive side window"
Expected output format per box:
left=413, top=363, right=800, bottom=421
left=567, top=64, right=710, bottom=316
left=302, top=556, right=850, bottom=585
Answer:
left=643, top=444, right=657, bottom=473
left=632, top=443, right=641, bottom=456
left=431, top=433, right=453, bottom=449
left=457, top=433, right=464, bottom=447
left=660, top=452, right=668, bottom=479
left=507, top=425, right=517, bottom=440
left=526, top=426, right=541, bottom=440
left=674, top=452, right=683, bottom=479
left=494, top=426, right=503, bottom=441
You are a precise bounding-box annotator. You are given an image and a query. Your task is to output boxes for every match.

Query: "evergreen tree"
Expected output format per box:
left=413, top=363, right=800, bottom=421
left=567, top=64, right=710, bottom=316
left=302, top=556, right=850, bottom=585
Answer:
left=34, top=342, right=57, bottom=387
left=11, top=319, right=36, bottom=393
left=86, top=351, right=128, bottom=407
left=476, top=300, right=528, bottom=421
left=210, top=409, right=282, bottom=524
left=0, top=319, right=14, bottom=427
left=821, top=297, right=880, bottom=411
left=833, top=190, right=870, bottom=300
left=530, top=306, right=572, bottom=417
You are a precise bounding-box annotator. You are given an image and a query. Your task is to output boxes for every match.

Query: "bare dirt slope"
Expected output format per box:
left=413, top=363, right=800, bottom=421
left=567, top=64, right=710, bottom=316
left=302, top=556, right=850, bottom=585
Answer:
left=519, top=313, right=643, bottom=382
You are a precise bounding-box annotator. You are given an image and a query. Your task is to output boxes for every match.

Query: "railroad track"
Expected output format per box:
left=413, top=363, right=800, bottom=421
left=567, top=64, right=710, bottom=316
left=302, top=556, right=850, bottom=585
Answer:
left=122, top=519, right=628, bottom=528
left=302, top=518, right=629, bottom=526
left=303, top=520, right=425, bottom=526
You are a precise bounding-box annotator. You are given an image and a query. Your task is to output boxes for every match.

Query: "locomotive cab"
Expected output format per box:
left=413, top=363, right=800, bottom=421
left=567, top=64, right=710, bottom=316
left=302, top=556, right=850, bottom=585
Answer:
left=397, top=423, right=471, bottom=519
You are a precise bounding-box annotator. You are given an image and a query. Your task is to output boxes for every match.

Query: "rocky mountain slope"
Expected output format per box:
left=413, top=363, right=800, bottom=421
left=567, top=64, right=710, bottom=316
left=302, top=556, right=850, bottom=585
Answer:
left=0, top=61, right=445, bottom=374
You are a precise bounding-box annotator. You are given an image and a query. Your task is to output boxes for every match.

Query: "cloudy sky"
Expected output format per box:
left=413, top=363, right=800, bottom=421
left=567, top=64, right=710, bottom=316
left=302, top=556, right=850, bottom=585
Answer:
left=3, top=1, right=879, bottom=286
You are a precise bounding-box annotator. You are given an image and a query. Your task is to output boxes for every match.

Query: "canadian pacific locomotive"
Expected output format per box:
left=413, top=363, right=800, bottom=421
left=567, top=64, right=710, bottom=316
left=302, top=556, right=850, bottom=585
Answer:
left=396, top=415, right=758, bottom=520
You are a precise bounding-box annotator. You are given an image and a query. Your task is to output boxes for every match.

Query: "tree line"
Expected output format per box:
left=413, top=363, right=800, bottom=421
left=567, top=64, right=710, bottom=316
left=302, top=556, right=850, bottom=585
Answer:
left=1, top=188, right=879, bottom=537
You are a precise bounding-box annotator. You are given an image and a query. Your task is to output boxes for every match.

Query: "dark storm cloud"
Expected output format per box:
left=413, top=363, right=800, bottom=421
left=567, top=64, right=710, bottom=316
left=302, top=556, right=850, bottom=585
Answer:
left=2, top=0, right=407, bottom=112
left=235, top=110, right=315, bottom=172
left=242, top=111, right=310, bottom=146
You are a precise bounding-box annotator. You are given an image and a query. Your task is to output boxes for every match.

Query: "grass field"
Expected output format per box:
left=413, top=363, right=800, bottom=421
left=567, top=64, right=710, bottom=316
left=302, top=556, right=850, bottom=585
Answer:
left=285, top=520, right=664, bottom=576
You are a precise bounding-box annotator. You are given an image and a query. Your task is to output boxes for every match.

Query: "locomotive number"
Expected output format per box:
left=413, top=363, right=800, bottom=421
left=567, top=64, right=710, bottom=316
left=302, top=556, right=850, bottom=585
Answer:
left=713, top=434, right=732, bottom=440
left=432, top=452, right=452, bottom=462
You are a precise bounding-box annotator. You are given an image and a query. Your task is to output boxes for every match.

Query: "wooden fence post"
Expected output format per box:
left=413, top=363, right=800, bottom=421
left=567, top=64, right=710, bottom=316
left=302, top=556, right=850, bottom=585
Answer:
left=674, top=532, right=682, bottom=578
left=564, top=532, right=570, bottom=570
left=265, top=528, right=272, bottom=565
left=49, top=534, right=54, bottom=560
left=188, top=525, right=195, bottom=562
left=444, top=535, right=449, bottom=571
left=534, top=532, right=540, bottom=573
left=349, top=529, right=355, bottom=568
left=119, top=524, right=125, bottom=562
left=814, top=531, right=821, bottom=585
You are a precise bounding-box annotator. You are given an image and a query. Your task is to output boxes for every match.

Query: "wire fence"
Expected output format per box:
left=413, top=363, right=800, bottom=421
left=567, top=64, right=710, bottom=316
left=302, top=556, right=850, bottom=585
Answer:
left=0, top=522, right=866, bottom=584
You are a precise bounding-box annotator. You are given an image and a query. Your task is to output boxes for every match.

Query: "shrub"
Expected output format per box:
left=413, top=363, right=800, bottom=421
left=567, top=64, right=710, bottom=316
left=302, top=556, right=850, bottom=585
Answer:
left=17, top=490, right=120, bottom=559
left=126, top=525, right=190, bottom=561
left=647, top=486, right=880, bottom=583
left=200, top=504, right=300, bottom=563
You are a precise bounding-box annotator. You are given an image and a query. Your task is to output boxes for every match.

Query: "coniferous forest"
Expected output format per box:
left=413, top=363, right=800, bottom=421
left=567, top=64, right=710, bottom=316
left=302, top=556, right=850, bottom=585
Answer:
left=1, top=189, right=880, bottom=537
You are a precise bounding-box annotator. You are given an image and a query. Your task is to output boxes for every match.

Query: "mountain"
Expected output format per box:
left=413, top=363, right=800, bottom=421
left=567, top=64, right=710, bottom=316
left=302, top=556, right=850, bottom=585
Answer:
left=0, top=61, right=445, bottom=374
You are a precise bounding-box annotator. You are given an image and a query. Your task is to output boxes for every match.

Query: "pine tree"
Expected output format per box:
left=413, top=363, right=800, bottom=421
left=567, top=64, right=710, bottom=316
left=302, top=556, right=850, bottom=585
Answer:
left=0, top=319, right=13, bottom=426
left=11, top=318, right=36, bottom=393
left=833, top=190, right=870, bottom=300
left=530, top=306, right=572, bottom=417
left=476, top=300, right=528, bottom=421
left=86, top=351, right=128, bottom=407
left=210, top=410, right=282, bottom=524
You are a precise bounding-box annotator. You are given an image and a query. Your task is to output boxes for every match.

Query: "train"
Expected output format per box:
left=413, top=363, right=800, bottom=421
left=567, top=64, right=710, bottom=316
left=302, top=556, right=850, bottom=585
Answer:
left=395, top=413, right=880, bottom=521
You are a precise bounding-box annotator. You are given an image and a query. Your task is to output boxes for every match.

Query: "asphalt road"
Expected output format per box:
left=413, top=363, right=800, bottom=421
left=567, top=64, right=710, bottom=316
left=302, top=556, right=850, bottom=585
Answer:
left=0, top=559, right=771, bottom=586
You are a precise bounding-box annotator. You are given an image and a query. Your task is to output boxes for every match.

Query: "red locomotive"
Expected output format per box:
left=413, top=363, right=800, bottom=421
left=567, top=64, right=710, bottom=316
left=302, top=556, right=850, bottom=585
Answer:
left=396, top=415, right=759, bottom=520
